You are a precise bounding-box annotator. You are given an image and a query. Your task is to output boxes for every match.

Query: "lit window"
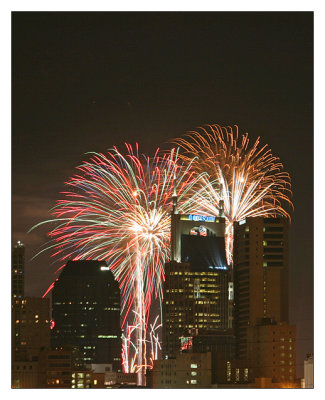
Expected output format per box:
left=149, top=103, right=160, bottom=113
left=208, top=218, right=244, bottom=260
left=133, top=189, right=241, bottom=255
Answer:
left=235, top=368, right=240, bottom=382
left=190, top=380, right=197, bottom=384
left=191, top=371, right=197, bottom=376
left=190, top=364, right=197, bottom=368
left=94, top=379, right=97, bottom=385
left=244, top=368, right=248, bottom=382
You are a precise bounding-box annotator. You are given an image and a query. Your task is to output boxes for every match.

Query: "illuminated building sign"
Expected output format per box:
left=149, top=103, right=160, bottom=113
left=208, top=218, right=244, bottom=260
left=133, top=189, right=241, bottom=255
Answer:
left=180, top=336, right=193, bottom=351
left=190, top=226, right=208, bottom=236
left=180, top=214, right=217, bottom=222
left=239, top=219, right=246, bottom=225
left=188, top=214, right=216, bottom=222
left=199, top=226, right=207, bottom=236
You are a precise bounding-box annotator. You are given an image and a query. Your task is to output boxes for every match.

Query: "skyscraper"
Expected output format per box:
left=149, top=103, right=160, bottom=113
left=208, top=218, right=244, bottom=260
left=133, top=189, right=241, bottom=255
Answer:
left=233, top=217, right=289, bottom=358
left=163, top=211, right=230, bottom=358
left=233, top=216, right=296, bottom=383
left=12, top=241, right=25, bottom=300
left=51, top=260, right=122, bottom=371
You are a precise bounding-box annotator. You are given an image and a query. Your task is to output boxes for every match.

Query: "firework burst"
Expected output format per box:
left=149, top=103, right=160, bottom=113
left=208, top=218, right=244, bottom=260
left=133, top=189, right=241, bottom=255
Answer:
left=31, top=144, right=197, bottom=384
left=173, top=124, right=293, bottom=264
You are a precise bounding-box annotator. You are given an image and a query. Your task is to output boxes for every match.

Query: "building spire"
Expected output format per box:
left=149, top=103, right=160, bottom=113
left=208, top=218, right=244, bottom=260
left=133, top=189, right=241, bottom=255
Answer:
left=219, top=183, right=225, bottom=217
left=172, top=173, right=178, bottom=214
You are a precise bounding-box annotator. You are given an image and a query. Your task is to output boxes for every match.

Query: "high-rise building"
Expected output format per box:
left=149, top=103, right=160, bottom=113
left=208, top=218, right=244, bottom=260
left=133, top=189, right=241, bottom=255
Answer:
left=163, top=211, right=230, bottom=358
left=12, top=297, right=51, bottom=361
left=12, top=241, right=25, bottom=300
left=233, top=216, right=296, bottom=385
left=51, top=260, right=121, bottom=371
left=233, top=217, right=290, bottom=359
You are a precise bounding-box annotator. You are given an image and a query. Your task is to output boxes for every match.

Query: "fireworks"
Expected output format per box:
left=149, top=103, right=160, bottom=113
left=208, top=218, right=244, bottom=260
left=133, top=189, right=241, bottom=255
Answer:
left=31, top=123, right=293, bottom=384
left=173, top=124, right=293, bottom=264
left=31, top=144, right=197, bottom=384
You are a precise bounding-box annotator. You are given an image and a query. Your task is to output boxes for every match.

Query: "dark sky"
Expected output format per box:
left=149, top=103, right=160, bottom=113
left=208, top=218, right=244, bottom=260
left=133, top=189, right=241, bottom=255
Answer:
left=12, top=12, right=313, bottom=378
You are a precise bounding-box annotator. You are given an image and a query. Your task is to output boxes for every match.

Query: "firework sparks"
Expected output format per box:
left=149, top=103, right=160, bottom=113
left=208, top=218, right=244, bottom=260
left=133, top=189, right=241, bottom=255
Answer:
left=31, top=144, right=197, bottom=384
left=174, top=124, right=293, bottom=264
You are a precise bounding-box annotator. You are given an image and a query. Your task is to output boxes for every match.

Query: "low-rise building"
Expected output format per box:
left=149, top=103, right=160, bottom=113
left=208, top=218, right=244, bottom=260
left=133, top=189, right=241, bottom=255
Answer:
left=303, top=353, right=313, bottom=388
left=37, top=346, right=73, bottom=388
left=152, top=352, right=211, bottom=388
left=11, top=361, right=38, bottom=388
left=247, top=320, right=296, bottom=383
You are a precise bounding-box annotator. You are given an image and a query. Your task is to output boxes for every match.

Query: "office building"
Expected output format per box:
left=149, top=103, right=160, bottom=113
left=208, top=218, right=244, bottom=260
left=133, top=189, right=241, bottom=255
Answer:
left=191, top=328, right=235, bottom=358
left=163, top=203, right=231, bottom=358
left=247, top=320, right=296, bottom=383
left=233, top=217, right=290, bottom=359
left=211, top=357, right=251, bottom=385
left=37, top=346, right=73, bottom=388
left=12, top=360, right=39, bottom=388
left=163, top=261, right=229, bottom=358
left=12, top=297, right=51, bottom=362
left=233, top=216, right=297, bottom=386
left=151, top=351, right=211, bottom=388
left=12, top=241, right=25, bottom=300
left=51, top=260, right=121, bottom=371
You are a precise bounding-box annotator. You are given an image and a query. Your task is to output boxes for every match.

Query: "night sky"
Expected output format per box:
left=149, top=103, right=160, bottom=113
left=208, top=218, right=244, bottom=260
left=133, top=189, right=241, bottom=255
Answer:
left=12, top=12, right=313, bottom=378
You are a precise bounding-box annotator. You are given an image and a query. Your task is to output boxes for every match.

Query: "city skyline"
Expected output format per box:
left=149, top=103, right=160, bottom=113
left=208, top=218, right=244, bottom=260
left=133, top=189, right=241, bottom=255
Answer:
left=12, top=12, right=313, bottom=378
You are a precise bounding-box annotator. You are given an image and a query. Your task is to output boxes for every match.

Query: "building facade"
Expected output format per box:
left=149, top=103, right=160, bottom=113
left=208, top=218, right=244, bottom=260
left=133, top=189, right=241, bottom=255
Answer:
left=233, top=216, right=296, bottom=385
left=12, top=241, right=25, bottom=301
left=303, top=353, right=313, bottom=388
left=12, top=297, right=51, bottom=362
left=51, top=260, right=121, bottom=371
left=233, top=217, right=290, bottom=359
left=163, top=211, right=231, bottom=358
left=151, top=352, right=211, bottom=388
left=37, top=346, right=73, bottom=388
left=163, top=261, right=229, bottom=358
left=247, top=320, right=296, bottom=383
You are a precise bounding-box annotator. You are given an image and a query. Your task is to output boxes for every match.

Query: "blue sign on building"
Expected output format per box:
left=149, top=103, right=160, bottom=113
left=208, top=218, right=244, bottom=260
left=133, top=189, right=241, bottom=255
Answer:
left=188, top=214, right=216, bottom=223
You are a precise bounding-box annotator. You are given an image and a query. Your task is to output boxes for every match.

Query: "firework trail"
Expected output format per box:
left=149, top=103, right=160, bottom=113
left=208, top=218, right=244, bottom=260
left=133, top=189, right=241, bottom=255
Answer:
left=31, top=144, right=197, bottom=384
left=173, top=124, right=293, bottom=264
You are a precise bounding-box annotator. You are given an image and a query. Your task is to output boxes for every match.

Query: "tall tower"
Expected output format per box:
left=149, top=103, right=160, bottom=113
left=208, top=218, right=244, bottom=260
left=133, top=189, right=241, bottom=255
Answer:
left=163, top=212, right=230, bottom=358
left=51, top=260, right=122, bottom=371
left=233, top=216, right=295, bottom=383
left=12, top=241, right=25, bottom=301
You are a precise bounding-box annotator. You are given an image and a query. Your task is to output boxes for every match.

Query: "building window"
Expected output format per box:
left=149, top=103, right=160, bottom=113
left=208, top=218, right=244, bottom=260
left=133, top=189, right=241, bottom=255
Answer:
left=235, top=368, right=240, bottom=382
left=190, top=380, right=197, bottom=384
left=226, top=361, right=231, bottom=382
left=244, top=368, right=248, bottom=382
left=190, top=364, right=197, bottom=369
